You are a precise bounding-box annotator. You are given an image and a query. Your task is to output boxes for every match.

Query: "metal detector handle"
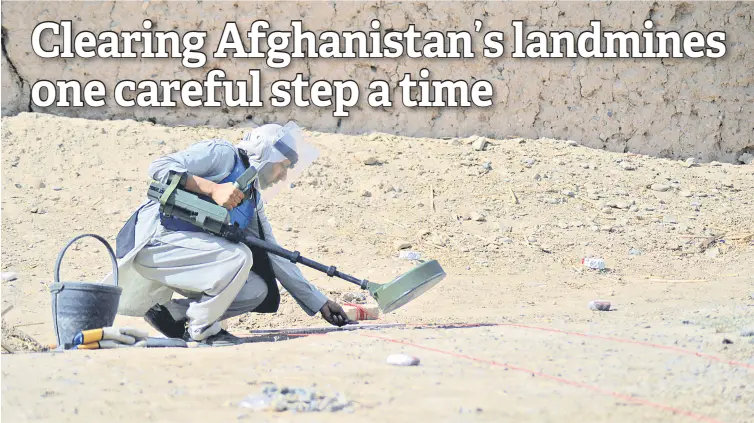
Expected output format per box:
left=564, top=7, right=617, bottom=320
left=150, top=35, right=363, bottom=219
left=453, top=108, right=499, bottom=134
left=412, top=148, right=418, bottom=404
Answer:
left=54, top=233, right=119, bottom=287
left=242, top=235, right=369, bottom=289
left=233, top=165, right=258, bottom=198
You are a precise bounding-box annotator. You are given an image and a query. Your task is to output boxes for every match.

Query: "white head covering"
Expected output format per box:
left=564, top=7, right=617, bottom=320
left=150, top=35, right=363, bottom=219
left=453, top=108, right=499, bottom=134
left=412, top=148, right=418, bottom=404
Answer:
left=236, top=121, right=319, bottom=203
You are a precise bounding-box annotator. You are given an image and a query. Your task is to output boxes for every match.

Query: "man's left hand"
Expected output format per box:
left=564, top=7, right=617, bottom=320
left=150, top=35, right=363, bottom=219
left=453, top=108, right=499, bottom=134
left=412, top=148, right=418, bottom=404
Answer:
left=319, top=300, right=351, bottom=327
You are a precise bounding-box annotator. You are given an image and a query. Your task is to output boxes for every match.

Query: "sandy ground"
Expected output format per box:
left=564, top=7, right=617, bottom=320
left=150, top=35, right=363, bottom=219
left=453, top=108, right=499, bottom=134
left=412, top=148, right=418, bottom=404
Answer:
left=2, top=113, right=753, bottom=422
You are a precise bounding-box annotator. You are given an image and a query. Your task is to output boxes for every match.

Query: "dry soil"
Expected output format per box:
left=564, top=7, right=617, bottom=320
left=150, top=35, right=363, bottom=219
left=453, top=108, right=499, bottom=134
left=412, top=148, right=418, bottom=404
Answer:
left=1, top=113, right=753, bottom=423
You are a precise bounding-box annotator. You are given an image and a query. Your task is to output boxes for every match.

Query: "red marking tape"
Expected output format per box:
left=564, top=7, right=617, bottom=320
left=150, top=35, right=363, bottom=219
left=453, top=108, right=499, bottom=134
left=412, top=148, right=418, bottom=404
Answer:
left=362, top=333, right=725, bottom=423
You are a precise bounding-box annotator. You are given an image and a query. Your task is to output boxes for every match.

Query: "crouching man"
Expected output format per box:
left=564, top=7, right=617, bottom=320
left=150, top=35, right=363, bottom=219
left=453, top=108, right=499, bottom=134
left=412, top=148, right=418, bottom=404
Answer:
left=102, top=122, right=349, bottom=347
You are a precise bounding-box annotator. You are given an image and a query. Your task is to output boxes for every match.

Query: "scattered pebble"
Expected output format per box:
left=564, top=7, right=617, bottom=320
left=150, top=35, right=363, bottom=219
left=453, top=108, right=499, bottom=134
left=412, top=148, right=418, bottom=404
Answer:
left=522, top=157, right=536, bottom=167
left=472, top=138, right=488, bottom=151
left=737, top=152, right=754, bottom=165
left=1, top=272, right=18, bottom=282
left=740, top=330, right=754, bottom=337
left=394, top=241, right=411, bottom=250
left=355, top=152, right=378, bottom=165
left=710, top=161, right=723, bottom=166
left=722, top=338, right=733, bottom=344
left=684, top=157, right=698, bottom=167
left=565, top=140, right=578, bottom=146
left=386, top=353, right=420, bottom=366
left=588, top=300, right=611, bottom=311
left=651, top=184, right=671, bottom=192
left=663, top=215, right=678, bottom=224
left=629, top=248, right=642, bottom=255
left=621, top=162, right=636, bottom=171
left=361, top=190, right=371, bottom=197
left=561, top=190, right=575, bottom=197
left=469, top=212, right=486, bottom=222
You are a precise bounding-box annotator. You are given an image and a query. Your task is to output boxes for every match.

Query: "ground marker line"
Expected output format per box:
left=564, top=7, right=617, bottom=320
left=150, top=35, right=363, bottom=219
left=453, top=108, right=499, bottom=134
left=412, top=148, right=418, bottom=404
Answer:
left=362, top=333, right=725, bottom=423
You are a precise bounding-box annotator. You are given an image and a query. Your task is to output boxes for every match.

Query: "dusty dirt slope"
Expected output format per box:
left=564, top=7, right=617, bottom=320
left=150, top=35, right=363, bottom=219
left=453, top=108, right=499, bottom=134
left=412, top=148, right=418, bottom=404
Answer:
left=1, top=113, right=753, bottom=423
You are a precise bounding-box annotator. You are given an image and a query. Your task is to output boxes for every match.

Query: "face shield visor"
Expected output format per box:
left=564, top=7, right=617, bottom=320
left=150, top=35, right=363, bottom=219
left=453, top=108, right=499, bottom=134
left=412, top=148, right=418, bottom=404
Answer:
left=252, top=121, right=319, bottom=204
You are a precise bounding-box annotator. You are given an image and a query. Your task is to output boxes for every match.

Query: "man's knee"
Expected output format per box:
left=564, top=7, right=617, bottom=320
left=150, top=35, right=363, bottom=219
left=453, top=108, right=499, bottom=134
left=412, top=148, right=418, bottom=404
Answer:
left=237, top=276, right=268, bottom=304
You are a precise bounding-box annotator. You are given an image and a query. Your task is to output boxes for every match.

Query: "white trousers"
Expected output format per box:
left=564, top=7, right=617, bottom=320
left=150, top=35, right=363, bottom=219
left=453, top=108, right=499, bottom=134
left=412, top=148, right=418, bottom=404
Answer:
left=132, top=228, right=268, bottom=341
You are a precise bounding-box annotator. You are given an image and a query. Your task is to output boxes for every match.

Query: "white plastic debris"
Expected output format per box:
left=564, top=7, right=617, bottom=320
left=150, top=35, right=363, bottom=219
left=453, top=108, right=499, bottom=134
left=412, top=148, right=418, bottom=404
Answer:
left=588, top=300, right=611, bottom=311
left=386, top=353, right=420, bottom=366
left=399, top=251, right=422, bottom=260
left=581, top=257, right=605, bottom=270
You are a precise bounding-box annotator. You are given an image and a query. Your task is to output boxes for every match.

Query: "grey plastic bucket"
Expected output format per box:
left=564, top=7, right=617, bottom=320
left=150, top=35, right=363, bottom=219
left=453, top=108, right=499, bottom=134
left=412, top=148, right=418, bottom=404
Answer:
left=50, top=234, right=121, bottom=348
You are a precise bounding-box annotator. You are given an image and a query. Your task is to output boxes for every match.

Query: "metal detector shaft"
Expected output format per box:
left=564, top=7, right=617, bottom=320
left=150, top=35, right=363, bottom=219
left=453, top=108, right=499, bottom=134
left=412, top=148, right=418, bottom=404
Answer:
left=241, top=235, right=369, bottom=290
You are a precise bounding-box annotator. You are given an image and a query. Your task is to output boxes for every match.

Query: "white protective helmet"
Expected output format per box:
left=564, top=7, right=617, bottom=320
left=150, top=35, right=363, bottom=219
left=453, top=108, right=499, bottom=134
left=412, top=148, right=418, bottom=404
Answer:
left=237, top=121, right=319, bottom=203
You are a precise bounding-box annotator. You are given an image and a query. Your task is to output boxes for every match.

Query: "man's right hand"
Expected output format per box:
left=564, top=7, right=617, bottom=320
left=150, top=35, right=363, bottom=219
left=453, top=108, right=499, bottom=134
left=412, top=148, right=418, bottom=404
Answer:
left=211, top=182, right=245, bottom=209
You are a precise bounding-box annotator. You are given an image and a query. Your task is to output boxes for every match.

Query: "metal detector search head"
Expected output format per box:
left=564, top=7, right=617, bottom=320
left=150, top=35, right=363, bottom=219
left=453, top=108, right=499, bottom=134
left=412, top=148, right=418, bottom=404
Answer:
left=363, top=260, right=446, bottom=314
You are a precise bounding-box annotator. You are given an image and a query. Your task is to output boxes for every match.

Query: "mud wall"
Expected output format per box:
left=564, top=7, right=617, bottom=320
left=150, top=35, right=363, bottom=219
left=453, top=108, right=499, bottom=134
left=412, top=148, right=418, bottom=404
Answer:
left=1, top=1, right=752, bottom=162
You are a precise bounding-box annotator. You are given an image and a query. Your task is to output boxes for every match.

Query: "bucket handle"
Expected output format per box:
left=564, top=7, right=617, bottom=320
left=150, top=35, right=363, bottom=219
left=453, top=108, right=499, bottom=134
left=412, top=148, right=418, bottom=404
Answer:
left=53, top=234, right=119, bottom=287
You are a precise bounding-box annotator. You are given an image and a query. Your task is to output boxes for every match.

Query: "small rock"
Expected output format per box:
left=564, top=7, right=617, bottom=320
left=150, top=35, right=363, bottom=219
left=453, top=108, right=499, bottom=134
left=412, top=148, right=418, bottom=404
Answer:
left=561, top=190, right=575, bottom=197
left=448, top=139, right=461, bottom=146
left=283, top=226, right=292, bottom=232
left=533, top=173, right=541, bottom=181
left=355, top=152, right=378, bottom=165
left=651, top=184, right=670, bottom=192
left=615, top=201, right=631, bottom=210
left=565, top=140, right=578, bottom=146
left=469, top=212, right=485, bottom=222
left=663, top=215, right=678, bottom=224
left=1, top=272, right=19, bottom=282
left=521, top=157, right=536, bottom=167
left=737, top=152, right=754, bottom=165
left=683, top=157, right=698, bottom=167
left=481, top=161, right=492, bottom=171
left=722, top=338, right=733, bottom=344
left=710, top=161, right=723, bottom=166
left=740, top=329, right=754, bottom=337
left=588, top=300, right=611, bottom=311
left=35, top=180, right=46, bottom=189
left=679, top=190, right=693, bottom=197
left=588, top=193, right=600, bottom=201
left=361, top=190, right=371, bottom=197
left=629, top=248, right=642, bottom=255
left=544, top=197, right=560, bottom=204
left=620, top=162, right=636, bottom=171
left=500, top=237, right=513, bottom=244
left=580, top=163, right=590, bottom=169
left=472, top=138, right=487, bottom=151
left=386, top=353, right=420, bottom=366
left=394, top=241, right=411, bottom=250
